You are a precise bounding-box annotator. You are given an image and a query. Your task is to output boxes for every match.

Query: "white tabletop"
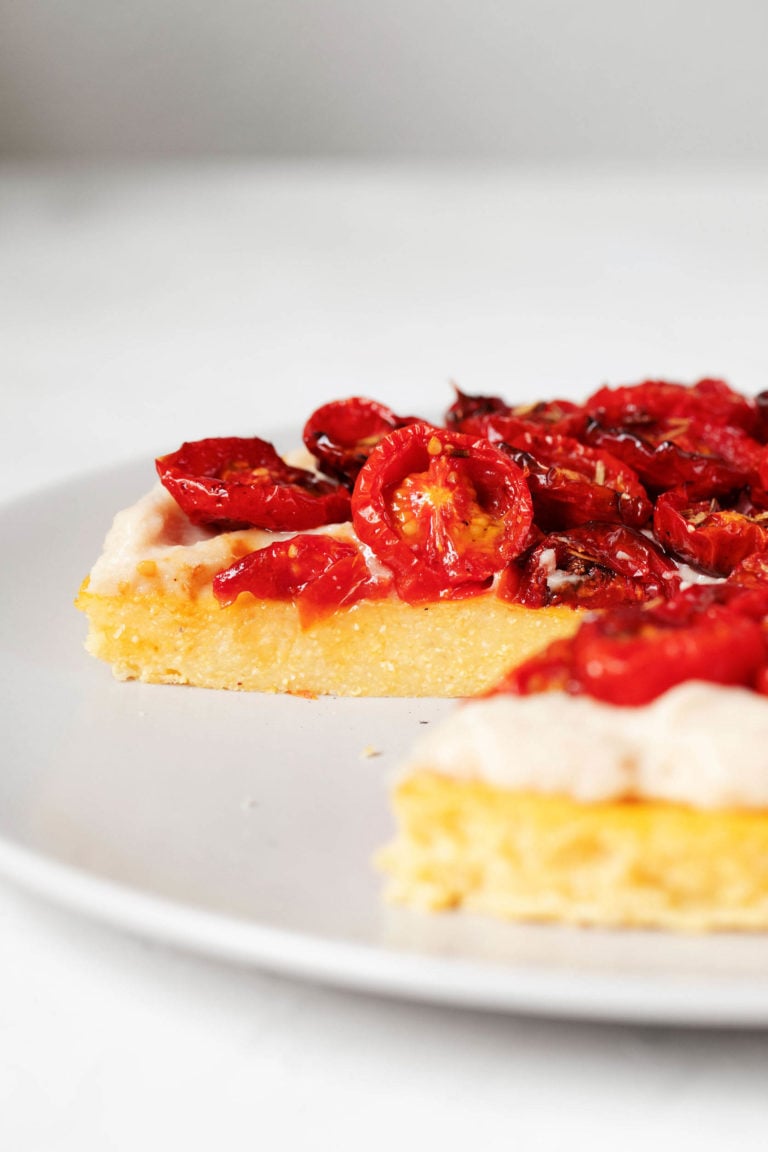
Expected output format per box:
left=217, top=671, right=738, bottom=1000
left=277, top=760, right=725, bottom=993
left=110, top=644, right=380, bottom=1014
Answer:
left=3, top=163, right=768, bottom=1150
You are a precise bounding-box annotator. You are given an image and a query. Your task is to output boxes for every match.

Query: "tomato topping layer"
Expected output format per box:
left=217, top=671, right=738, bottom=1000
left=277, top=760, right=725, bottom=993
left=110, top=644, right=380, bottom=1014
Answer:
left=156, top=437, right=350, bottom=531
left=584, top=418, right=762, bottom=495
left=653, top=487, right=768, bottom=576
left=495, top=585, right=768, bottom=706
left=303, top=397, right=419, bottom=486
left=351, top=423, right=533, bottom=603
left=454, top=397, right=587, bottom=441
left=498, top=430, right=651, bottom=531
left=155, top=380, right=768, bottom=674
left=587, top=378, right=761, bottom=435
left=500, top=523, right=680, bottom=610
left=213, top=534, right=389, bottom=627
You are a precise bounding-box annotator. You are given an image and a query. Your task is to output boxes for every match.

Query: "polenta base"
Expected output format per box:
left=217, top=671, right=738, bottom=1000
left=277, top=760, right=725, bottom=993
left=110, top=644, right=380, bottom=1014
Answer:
left=381, top=774, right=768, bottom=930
left=76, top=583, right=581, bottom=697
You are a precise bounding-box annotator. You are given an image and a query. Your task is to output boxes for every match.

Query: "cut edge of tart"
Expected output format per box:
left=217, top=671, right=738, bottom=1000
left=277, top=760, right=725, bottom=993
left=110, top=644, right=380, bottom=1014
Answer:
left=76, top=482, right=583, bottom=696
left=379, top=584, right=768, bottom=931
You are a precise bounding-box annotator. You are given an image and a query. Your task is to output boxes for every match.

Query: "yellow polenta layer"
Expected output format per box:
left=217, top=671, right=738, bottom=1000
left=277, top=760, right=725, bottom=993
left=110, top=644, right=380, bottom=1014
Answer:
left=381, top=775, right=768, bottom=930
left=76, top=582, right=581, bottom=697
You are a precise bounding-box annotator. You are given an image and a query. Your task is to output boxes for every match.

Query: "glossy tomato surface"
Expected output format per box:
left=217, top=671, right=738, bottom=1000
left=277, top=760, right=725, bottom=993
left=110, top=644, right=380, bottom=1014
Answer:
left=303, top=397, right=420, bottom=486
left=653, top=488, right=768, bottom=576
left=497, top=585, right=768, bottom=705
left=213, top=533, right=388, bottom=626
left=351, top=423, right=533, bottom=603
left=500, top=523, right=679, bottom=610
left=157, top=437, right=350, bottom=531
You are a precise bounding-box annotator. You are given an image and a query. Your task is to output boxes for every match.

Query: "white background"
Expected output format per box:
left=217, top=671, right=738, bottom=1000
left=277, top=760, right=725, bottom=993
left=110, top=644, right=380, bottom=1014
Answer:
left=2, top=0, right=768, bottom=163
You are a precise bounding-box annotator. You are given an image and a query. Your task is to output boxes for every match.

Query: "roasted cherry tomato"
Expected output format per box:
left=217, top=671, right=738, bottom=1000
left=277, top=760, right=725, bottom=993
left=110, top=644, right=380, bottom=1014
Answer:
left=456, top=400, right=587, bottom=441
left=653, top=487, right=768, bottom=576
left=587, top=378, right=760, bottom=435
left=351, top=423, right=533, bottom=603
left=495, top=585, right=768, bottom=706
left=499, top=523, right=680, bottom=610
left=212, top=533, right=388, bottom=627
left=488, top=428, right=652, bottom=530
left=156, top=437, right=350, bottom=531
left=584, top=417, right=761, bottom=495
left=444, top=388, right=511, bottom=427
left=303, top=397, right=420, bottom=486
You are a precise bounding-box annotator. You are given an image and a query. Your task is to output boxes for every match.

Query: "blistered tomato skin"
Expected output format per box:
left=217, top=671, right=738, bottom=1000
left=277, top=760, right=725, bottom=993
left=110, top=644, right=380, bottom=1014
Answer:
left=496, top=585, right=768, bottom=706
left=583, top=419, right=760, bottom=495
left=572, top=603, right=767, bottom=706
left=457, top=401, right=587, bottom=442
left=351, top=423, right=534, bottom=604
left=444, top=388, right=511, bottom=428
left=495, top=431, right=652, bottom=531
left=213, top=533, right=389, bottom=627
left=586, top=378, right=760, bottom=435
left=156, top=437, right=351, bottom=531
left=303, top=397, right=421, bottom=486
left=500, top=523, right=680, bottom=610
left=653, top=488, right=768, bottom=576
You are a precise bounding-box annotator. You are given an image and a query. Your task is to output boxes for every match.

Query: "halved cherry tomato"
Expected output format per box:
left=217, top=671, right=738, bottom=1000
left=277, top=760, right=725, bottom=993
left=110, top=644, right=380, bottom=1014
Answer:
left=489, top=429, right=652, bottom=530
left=495, top=585, right=768, bottom=705
left=156, top=437, right=350, bottom=531
left=351, top=423, right=533, bottom=603
left=212, top=533, right=389, bottom=627
left=584, top=417, right=761, bottom=494
left=456, top=400, right=587, bottom=441
left=587, top=378, right=760, bottom=435
left=303, top=397, right=421, bottom=486
left=653, top=487, right=768, bottom=576
left=499, top=523, right=680, bottom=610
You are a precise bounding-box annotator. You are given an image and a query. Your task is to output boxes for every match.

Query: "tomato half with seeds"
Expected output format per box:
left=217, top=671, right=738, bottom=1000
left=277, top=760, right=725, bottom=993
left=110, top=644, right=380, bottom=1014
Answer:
left=303, top=397, right=421, bottom=486
left=494, top=585, right=768, bottom=706
left=653, top=487, right=768, bottom=576
left=212, top=533, right=388, bottom=627
left=351, top=423, right=533, bottom=603
left=156, top=437, right=351, bottom=531
left=499, top=523, right=680, bottom=610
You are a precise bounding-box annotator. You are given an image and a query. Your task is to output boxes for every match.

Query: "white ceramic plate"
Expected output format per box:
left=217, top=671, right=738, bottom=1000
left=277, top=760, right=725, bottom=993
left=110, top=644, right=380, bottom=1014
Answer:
left=5, top=456, right=768, bottom=1029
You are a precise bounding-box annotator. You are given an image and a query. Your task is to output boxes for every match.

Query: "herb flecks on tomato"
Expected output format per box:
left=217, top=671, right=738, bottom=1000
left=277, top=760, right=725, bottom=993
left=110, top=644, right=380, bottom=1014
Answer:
left=491, top=429, right=652, bottom=531
left=654, top=487, right=768, bottom=576
left=213, top=533, right=389, bottom=627
left=500, top=523, right=680, bottom=610
left=586, top=378, right=761, bottom=435
left=157, top=437, right=350, bottom=532
left=303, top=397, right=420, bottom=487
left=351, top=423, right=533, bottom=603
left=494, top=585, right=768, bottom=706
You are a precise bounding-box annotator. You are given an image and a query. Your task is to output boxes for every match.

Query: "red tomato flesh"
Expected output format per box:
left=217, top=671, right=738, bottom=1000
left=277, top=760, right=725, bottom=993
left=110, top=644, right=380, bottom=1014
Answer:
left=156, top=437, right=350, bottom=532
left=351, top=423, right=533, bottom=603
left=213, top=534, right=389, bottom=627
